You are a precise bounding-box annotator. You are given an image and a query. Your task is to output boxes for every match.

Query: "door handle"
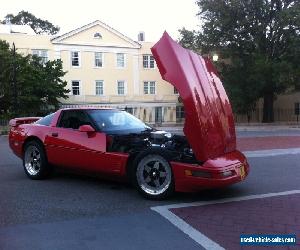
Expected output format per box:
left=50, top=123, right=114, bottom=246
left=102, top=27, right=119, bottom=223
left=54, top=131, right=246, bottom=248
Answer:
left=51, top=132, right=58, bottom=137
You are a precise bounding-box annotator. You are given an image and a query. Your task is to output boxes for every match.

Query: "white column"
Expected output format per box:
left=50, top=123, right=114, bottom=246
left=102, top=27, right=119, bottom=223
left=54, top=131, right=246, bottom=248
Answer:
left=132, top=54, right=140, bottom=95
left=54, top=46, right=61, bottom=60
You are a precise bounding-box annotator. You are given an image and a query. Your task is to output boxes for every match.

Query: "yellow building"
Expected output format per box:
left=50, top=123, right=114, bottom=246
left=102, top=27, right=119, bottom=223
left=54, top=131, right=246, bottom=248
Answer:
left=1, top=21, right=298, bottom=123
left=0, top=20, right=184, bottom=124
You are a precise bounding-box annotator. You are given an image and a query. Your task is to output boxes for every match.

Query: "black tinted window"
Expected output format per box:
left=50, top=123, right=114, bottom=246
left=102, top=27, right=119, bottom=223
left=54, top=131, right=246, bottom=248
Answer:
left=35, top=113, right=54, bottom=126
left=58, top=110, right=92, bottom=129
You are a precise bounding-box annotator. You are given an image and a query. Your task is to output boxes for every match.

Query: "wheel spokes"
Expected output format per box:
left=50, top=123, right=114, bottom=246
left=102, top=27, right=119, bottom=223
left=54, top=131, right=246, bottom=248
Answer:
left=153, top=162, right=160, bottom=170
left=25, top=146, right=41, bottom=175
left=137, top=156, right=172, bottom=196
left=144, top=176, right=151, bottom=183
left=144, top=164, right=151, bottom=173
left=35, top=153, right=40, bottom=160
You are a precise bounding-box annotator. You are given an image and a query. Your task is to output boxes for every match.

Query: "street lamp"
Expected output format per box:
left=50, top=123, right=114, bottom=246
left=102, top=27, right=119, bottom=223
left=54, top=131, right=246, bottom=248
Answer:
left=212, top=54, right=219, bottom=62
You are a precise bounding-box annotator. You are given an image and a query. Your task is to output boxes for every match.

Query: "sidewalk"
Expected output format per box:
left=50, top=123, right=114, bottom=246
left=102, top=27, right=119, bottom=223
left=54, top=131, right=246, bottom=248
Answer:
left=155, top=124, right=300, bottom=133
left=236, top=124, right=300, bottom=131
left=238, top=136, right=300, bottom=151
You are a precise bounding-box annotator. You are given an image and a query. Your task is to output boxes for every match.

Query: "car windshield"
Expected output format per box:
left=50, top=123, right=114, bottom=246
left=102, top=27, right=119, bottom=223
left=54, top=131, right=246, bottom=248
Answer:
left=87, top=110, right=151, bottom=134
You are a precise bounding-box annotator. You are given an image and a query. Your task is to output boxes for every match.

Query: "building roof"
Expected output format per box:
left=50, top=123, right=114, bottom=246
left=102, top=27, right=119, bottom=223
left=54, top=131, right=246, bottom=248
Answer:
left=51, top=20, right=141, bottom=48
left=0, top=24, right=36, bottom=35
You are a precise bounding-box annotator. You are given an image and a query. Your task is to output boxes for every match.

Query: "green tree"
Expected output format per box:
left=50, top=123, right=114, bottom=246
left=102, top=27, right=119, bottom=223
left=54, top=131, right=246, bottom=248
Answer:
left=177, top=28, right=200, bottom=52
left=2, top=11, right=60, bottom=35
left=0, top=40, right=69, bottom=117
left=179, top=0, right=300, bottom=122
left=0, top=40, right=12, bottom=116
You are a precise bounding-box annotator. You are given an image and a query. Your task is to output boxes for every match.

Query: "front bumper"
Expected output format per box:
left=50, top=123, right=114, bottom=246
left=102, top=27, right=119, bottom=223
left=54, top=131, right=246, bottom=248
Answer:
left=171, top=150, right=249, bottom=192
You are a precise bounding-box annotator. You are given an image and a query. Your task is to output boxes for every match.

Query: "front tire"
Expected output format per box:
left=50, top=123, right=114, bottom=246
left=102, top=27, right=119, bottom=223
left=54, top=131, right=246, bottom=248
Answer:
left=23, top=141, right=51, bottom=180
left=134, top=153, right=174, bottom=199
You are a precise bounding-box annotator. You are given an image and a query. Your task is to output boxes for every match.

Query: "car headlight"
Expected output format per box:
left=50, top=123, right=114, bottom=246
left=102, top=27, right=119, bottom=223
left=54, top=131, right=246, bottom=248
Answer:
left=164, top=133, right=172, bottom=139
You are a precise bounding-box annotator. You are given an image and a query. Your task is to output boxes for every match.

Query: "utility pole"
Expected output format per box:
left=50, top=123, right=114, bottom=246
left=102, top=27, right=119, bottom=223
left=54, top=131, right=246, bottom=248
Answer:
left=12, top=42, right=18, bottom=115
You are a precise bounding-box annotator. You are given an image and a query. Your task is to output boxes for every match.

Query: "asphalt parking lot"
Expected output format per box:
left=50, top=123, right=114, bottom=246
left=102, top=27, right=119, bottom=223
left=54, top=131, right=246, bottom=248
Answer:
left=0, top=130, right=300, bottom=250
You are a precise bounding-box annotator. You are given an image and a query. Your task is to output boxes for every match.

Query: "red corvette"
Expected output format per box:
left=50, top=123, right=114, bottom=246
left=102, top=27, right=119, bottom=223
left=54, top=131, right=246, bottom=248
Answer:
left=9, top=33, right=249, bottom=199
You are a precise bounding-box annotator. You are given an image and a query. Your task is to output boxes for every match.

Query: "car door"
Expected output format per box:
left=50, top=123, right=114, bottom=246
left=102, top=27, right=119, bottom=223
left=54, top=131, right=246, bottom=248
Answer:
left=45, top=110, right=111, bottom=172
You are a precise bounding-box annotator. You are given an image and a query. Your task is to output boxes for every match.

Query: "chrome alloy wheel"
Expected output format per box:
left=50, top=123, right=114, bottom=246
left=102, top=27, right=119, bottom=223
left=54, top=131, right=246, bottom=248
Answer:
left=24, top=145, right=41, bottom=175
left=136, top=155, right=172, bottom=196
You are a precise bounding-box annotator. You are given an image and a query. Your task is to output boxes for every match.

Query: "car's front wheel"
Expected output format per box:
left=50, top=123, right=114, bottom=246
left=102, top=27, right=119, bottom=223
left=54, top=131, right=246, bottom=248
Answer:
left=23, top=141, right=51, bottom=179
left=134, top=153, right=174, bottom=199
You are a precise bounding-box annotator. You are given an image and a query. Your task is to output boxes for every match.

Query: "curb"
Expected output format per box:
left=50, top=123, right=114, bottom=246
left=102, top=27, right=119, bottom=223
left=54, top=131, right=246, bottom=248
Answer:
left=155, top=126, right=300, bottom=132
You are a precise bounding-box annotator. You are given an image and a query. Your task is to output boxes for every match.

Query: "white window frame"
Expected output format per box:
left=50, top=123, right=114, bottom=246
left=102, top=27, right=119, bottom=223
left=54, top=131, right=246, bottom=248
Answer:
left=71, top=80, right=82, bottom=96
left=71, top=51, right=81, bottom=67
left=143, top=81, right=156, bottom=95
left=117, top=80, right=127, bottom=95
left=143, top=54, right=155, bottom=69
left=94, top=52, right=104, bottom=68
left=95, top=80, right=104, bottom=96
left=116, top=53, right=126, bottom=68
left=32, top=49, right=48, bottom=64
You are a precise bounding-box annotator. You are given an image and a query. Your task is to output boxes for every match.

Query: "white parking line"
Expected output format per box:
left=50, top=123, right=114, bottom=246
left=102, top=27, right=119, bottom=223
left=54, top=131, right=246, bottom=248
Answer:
left=152, top=205, right=225, bottom=250
left=244, top=148, right=300, bottom=158
left=151, top=190, right=300, bottom=250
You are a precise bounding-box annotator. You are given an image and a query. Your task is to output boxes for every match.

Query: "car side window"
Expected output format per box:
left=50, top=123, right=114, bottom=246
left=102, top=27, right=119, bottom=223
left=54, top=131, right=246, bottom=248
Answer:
left=58, top=110, right=93, bottom=130
left=35, top=113, right=54, bottom=126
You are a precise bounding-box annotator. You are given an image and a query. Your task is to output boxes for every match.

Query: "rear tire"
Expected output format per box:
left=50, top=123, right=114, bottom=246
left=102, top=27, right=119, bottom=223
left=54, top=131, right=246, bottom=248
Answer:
left=23, top=141, right=51, bottom=180
left=133, top=152, right=174, bottom=200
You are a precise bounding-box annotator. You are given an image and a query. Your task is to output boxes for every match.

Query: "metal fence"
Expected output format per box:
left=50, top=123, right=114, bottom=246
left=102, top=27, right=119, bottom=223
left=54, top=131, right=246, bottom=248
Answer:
left=0, top=119, right=8, bottom=126
left=234, top=108, right=300, bottom=123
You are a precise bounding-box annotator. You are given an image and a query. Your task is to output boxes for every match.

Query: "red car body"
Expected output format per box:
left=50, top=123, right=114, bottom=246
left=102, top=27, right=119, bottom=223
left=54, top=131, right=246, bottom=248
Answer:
left=9, top=33, right=249, bottom=195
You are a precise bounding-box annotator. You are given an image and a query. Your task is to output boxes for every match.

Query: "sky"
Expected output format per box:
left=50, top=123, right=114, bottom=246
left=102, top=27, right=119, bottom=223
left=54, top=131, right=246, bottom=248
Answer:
left=1, top=0, right=201, bottom=42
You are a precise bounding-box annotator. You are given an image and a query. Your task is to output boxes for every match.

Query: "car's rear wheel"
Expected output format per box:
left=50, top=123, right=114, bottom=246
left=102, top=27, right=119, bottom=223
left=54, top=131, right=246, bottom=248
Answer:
left=134, top=154, right=174, bottom=199
left=23, top=141, right=51, bottom=179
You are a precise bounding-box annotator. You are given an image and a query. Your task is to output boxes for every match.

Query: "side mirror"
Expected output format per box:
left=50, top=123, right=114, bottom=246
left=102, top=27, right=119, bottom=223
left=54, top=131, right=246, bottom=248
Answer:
left=78, top=125, right=95, bottom=133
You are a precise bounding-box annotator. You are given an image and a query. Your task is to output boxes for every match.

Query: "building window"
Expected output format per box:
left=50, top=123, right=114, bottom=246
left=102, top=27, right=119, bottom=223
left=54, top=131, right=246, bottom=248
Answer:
left=117, top=80, right=125, bottom=95
left=32, top=49, right=48, bottom=64
left=95, top=80, right=104, bottom=95
left=95, top=52, right=103, bottom=67
left=143, top=54, right=155, bottom=68
left=176, top=106, right=185, bottom=122
left=155, top=107, right=163, bottom=123
left=71, top=51, right=80, bottom=67
left=144, top=81, right=156, bottom=94
left=174, top=87, right=179, bottom=94
left=71, top=81, right=80, bottom=95
left=94, top=32, right=102, bottom=39
left=116, top=53, right=125, bottom=68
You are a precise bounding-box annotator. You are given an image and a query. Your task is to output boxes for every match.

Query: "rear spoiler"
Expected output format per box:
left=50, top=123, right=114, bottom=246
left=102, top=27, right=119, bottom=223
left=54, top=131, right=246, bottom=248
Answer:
left=9, top=117, right=41, bottom=127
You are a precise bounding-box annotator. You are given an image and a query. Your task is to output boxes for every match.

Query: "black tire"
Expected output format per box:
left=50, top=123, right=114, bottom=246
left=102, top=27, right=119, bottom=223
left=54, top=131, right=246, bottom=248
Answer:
left=23, top=140, right=51, bottom=180
left=132, top=151, right=174, bottom=200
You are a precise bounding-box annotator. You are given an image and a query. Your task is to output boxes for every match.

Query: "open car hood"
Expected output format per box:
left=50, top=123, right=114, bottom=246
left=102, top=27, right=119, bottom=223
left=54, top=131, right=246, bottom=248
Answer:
left=151, top=32, right=236, bottom=161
